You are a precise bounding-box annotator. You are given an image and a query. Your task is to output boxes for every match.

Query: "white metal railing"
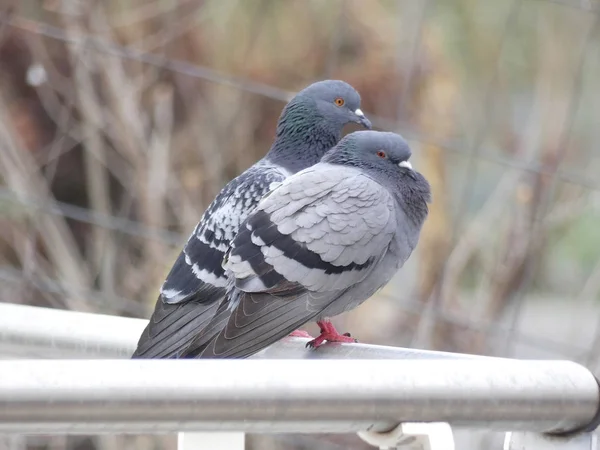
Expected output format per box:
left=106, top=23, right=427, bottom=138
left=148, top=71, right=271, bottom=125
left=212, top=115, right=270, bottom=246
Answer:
left=0, top=358, right=596, bottom=434
left=0, top=302, right=485, bottom=361
left=0, top=302, right=598, bottom=450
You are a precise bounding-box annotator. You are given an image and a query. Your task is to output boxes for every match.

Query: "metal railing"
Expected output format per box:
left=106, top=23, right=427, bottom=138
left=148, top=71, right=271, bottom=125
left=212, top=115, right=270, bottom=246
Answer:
left=0, top=302, right=598, bottom=450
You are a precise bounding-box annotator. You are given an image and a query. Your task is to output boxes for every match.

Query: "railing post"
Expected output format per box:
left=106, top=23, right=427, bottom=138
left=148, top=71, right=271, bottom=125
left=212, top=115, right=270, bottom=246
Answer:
left=177, top=432, right=245, bottom=450
left=504, top=432, right=597, bottom=450
left=358, top=422, right=455, bottom=450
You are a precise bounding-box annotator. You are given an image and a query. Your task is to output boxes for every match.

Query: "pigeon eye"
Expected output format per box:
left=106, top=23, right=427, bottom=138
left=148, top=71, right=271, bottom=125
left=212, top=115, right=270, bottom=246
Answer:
left=334, top=97, right=345, bottom=107
left=376, top=151, right=387, bottom=159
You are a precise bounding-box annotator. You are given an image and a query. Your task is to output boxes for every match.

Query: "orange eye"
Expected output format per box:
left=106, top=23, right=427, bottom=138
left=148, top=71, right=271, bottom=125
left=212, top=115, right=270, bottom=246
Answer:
left=334, top=97, right=345, bottom=106
left=376, top=151, right=386, bottom=158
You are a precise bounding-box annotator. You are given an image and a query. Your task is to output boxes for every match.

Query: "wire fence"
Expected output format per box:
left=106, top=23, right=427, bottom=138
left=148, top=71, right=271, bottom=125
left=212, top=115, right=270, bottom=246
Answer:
left=2, top=0, right=600, bottom=449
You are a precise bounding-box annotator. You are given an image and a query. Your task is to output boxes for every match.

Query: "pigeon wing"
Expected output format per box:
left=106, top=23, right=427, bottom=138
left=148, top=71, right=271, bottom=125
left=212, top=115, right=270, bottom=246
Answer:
left=132, top=165, right=286, bottom=358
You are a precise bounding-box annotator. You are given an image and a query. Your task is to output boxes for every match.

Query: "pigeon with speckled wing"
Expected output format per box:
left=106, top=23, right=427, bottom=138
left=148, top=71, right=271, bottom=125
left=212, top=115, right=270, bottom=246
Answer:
left=183, top=130, right=431, bottom=359
left=132, top=80, right=371, bottom=358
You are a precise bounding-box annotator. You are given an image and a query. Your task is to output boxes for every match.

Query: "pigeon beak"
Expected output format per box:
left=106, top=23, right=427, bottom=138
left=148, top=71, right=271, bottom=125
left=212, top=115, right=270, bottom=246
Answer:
left=353, top=108, right=372, bottom=129
left=398, top=161, right=413, bottom=170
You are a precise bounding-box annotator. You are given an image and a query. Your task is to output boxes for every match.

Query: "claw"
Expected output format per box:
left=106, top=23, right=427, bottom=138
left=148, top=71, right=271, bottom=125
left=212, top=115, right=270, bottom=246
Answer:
left=306, top=320, right=357, bottom=349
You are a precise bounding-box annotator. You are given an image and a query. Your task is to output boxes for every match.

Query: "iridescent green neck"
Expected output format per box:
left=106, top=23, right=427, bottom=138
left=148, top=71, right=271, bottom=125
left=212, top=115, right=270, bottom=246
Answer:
left=266, top=98, right=340, bottom=173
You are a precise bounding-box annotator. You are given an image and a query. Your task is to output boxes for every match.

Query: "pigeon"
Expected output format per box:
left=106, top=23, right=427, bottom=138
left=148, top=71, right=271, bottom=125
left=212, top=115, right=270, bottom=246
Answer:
left=132, top=80, right=371, bottom=358
left=182, top=130, right=431, bottom=359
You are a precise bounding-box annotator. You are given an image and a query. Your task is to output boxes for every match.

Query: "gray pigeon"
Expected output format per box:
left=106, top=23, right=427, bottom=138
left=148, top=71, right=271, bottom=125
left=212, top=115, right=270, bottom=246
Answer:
left=182, top=130, right=431, bottom=358
left=133, top=80, right=371, bottom=358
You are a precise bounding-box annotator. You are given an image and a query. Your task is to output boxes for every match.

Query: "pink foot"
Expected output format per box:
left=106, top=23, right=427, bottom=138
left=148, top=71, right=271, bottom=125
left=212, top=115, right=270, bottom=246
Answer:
left=289, top=329, right=313, bottom=338
left=306, top=320, right=357, bottom=349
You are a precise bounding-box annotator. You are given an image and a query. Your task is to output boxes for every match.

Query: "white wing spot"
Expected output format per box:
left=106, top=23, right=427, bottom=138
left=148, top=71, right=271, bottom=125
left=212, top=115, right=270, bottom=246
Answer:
left=184, top=253, right=228, bottom=287
left=160, top=288, right=187, bottom=302
left=191, top=262, right=228, bottom=287
left=251, top=233, right=266, bottom=246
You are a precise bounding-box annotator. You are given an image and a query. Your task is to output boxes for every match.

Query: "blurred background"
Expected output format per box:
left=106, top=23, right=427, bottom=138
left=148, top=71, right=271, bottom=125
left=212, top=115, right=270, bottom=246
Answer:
left=1, top=0, right=600, bottom=448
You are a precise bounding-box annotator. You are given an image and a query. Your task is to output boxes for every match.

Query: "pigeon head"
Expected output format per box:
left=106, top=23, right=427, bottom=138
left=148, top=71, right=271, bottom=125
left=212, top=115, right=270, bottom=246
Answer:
left=268, top=80, right=371, bottom=172
left=295, top=80, right=372, bottom=130
left=323, top=131, right=413, bottom=172
left=323, top=130, right=431, bottom=220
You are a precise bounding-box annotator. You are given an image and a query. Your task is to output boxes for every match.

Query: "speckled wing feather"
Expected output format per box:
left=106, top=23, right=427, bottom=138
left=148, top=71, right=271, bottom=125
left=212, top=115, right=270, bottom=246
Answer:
left=182, top=164, right=400, bottom=358
left=132, top=163, right=287, bottom=358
